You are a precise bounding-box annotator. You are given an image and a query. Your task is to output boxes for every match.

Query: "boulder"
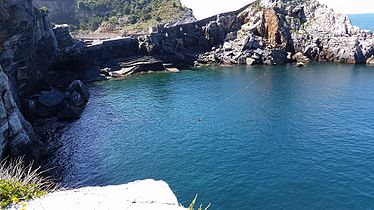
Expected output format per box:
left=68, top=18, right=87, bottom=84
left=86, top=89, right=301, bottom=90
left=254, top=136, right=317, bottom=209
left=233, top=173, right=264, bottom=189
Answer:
left=223, top=41, right=234, bottom=51
left=67, top=80, right=90, bottom=103
left=292, top=52, right=310, bottom=63
left=237, top=56, right=247, bottom=65
left=70, top=91, right=85, bottom=107
left=246, top=58, right=256, bottom=65
left=38, top=90, right=65, bottom=108
left=263, top=59, right=275, bottom=65
left=367, top=56, right=374, bottom=64
left=270, top=49, right=287, bottom=65
left=296, top=62, right=305, bottom=67
left=304, top=44, right=320, bottom=60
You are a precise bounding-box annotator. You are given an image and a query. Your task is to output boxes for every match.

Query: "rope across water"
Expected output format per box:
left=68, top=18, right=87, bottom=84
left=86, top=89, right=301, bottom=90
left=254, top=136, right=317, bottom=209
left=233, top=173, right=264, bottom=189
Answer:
left=198, top=70, right=268, bottom=122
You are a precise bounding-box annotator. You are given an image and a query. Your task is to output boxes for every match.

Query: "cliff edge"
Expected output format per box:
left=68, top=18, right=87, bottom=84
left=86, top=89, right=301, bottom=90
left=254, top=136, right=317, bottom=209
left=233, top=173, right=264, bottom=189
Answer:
left=8, top=180, right=187, bottom=210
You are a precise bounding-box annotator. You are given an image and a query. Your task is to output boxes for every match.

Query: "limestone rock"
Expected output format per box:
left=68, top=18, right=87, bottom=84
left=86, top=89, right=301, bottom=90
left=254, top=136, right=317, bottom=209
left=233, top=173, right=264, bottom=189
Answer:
left=246, top=57, right=256, bottom=65
left=151, top=0, right=373, bottom=66
left=10, top=180, right=187, bottom=210
left=367, top=56, right=374, bottom=64
left=292, top=52, right=310, bottom=64
left=296, top=62, right=305, bottom=68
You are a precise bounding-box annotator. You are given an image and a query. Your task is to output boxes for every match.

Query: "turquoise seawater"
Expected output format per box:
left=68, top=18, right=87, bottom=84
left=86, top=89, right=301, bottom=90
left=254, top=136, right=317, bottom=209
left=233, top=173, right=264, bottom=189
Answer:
left=51, top=64, right=374, bottom=209
left=348, top=13, right=374, bottom=31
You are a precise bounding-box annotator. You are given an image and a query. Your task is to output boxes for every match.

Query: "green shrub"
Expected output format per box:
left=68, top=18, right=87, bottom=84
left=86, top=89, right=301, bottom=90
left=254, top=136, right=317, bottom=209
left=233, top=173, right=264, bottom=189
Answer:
left=0, top=180, right=47, bottom=208
left=0, top=157, right=58, bottom=209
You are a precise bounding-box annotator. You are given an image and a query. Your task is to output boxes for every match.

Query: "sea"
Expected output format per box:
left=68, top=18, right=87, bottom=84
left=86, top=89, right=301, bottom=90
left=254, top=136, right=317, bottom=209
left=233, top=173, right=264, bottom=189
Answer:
left=49, top=63, right=374, bottom=209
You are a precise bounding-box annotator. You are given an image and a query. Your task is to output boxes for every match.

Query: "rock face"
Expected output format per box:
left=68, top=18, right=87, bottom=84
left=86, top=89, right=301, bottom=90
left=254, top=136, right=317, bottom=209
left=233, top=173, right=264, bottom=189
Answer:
left=288, top=0, right=373, bottom=64
left=0, top=0, right=87, bottom=161
left=10, top=180, right=187, bottom=210
left=0, top=65, right=45, bottom=161
left=148, top=0, right=373, bottom=66
left=0, top=0, right=84, bottom=101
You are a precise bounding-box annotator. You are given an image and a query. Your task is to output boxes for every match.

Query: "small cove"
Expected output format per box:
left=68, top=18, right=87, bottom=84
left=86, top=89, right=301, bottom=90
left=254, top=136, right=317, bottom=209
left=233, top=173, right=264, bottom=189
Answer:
left=48, top=64, right=374, bottom=209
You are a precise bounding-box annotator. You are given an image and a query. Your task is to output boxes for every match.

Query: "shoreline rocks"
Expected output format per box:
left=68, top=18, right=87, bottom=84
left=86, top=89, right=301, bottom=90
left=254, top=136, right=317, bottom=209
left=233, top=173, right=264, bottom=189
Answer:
left=26, top=80, right=90, bottom=120
left=148, top=0, right=373, bottom=67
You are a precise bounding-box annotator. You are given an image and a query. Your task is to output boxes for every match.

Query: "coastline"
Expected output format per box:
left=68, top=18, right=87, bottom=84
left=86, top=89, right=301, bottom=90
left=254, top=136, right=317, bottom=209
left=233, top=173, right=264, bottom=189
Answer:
left=0, top=0, right=374, bottom=209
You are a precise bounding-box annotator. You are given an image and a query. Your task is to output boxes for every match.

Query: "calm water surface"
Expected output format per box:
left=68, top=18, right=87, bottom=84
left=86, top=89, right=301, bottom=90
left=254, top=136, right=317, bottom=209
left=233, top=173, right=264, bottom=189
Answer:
left=50, top=64, right=374, bottom=209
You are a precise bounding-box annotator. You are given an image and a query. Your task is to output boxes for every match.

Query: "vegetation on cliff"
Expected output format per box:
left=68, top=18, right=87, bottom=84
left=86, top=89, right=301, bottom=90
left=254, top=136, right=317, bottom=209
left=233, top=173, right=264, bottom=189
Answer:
left=188, top=194, right=211, bottom=210
left=0, top=158, right=57, bottom=209
left=57, top=0, right=194, bottom=32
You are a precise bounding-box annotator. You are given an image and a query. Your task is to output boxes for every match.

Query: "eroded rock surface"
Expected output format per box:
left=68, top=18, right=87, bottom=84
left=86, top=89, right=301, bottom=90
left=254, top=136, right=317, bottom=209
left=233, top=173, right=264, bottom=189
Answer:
left=149, top=0, right=373, bottom=66
left=9, top=180, right=187, bottom=210
left=0, top=65, right=45, bottom=161
left=0, top=0, right=87, bottom=160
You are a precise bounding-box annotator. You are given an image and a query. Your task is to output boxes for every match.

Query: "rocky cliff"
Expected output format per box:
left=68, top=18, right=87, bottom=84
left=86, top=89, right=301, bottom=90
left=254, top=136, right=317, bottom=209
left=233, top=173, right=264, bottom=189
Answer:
left=0, top=65, right=45, bottom=161
left=0, top=0, right=86, bottom=161
left=149, top=0, right=373, bottom=66
left=0, top=0, right=52, bottom=161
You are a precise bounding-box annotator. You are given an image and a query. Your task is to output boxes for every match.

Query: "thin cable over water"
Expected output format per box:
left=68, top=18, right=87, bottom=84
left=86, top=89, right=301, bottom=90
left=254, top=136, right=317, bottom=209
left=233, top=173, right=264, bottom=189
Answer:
left=198, top=71, right=268, bottom=122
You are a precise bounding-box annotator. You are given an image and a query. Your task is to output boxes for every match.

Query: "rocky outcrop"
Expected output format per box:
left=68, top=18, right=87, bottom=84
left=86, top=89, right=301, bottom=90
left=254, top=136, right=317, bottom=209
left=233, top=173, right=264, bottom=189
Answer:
left=0, top=0, right=87, bottom=161
left=26, top=80, right=90, bottom=120
left=101, top=56, right=166, bottom=78
left=0, top=65, right=45, bottom=161
left=148, top=0, right=373, bottom=66
left=287, top=0, right=373, bottom=64
left=9, top=179, right=186, bottom=210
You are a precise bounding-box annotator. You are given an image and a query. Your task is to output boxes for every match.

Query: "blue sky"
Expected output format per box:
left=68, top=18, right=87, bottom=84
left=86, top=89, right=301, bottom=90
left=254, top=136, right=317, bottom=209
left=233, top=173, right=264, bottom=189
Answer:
left=181, top=0, right=374, bottom=19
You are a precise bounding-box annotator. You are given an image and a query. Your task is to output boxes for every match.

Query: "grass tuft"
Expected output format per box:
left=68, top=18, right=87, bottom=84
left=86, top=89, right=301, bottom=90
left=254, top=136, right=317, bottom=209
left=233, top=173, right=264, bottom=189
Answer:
left=188, top=194, right=211, bottom=210
left=0, top=157, right=59, bottom=209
